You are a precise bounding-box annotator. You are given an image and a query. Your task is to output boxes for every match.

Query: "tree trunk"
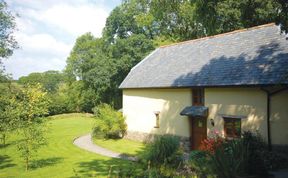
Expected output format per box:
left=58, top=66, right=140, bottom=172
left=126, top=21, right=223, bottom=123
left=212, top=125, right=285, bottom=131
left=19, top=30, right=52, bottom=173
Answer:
left=3, top=134, right=6, bottom=145
left=26, top=157, right=29, bottom=171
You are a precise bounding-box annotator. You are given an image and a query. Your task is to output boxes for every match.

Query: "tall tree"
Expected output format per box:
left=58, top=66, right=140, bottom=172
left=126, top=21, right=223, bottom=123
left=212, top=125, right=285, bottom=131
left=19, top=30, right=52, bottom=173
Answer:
left=103, top=0, right=149, bottom=43
left=66, top=31, right=154, bottom=110
left=0, top=1, right=18, bottom=59
left=65, top=0, right=288, bottom=112
left=0, top=1, right=17, bottom=82
left=66, top=33, right=112, bottom=111
left=194, top=0, right=281, bottom=35
left=135, top=0, right=287, bottom=42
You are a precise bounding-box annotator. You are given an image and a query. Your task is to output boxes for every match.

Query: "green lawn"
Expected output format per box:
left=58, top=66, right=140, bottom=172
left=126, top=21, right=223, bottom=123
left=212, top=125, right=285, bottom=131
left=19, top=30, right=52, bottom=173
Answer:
left=0, top=113, right=138, bottom=178
left=93, top=138, right=145, bottom=156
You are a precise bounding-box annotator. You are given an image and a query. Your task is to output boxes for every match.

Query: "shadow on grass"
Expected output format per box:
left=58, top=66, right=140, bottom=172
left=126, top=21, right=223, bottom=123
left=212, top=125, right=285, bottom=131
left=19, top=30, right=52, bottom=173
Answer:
left=0, top=140, right=18, bottom=149
left=0, top=155, right=16, bottom=169
left=0, top=143, right=11, bottom=149
left=72, top=157, right=144, bottom=178
left=30, top=157, right=64, bottom=170
left=72, top=146, right=147, bottom=177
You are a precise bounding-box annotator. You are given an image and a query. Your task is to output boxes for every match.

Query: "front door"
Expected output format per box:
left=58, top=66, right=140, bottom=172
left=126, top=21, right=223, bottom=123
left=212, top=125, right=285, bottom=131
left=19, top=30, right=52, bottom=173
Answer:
left=190, top=117, right=207, bottom=150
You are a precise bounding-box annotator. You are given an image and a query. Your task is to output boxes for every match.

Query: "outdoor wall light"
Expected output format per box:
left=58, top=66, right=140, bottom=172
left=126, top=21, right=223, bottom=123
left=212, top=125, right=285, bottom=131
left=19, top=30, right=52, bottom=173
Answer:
left=210, top=118, right=215, bottom=127
left=154, top=111, right=160, bottom=128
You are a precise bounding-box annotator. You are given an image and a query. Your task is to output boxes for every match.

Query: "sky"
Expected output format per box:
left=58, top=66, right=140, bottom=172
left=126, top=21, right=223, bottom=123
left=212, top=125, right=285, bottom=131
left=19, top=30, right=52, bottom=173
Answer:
left=3, top=0, right=121, bottom=79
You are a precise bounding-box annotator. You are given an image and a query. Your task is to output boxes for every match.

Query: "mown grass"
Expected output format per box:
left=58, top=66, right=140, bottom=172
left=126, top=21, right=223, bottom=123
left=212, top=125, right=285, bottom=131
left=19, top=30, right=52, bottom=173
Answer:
left=93, top=138, right=146, bottom=156
left=0, top=113, right=137, bottom=178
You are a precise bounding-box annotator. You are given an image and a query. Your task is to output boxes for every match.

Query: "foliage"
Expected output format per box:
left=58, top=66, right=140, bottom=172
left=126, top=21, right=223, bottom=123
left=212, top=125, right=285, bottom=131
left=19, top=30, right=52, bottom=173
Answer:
left=109, top=135, right=184, bottom=177
left=143, top=135, right=181, bottom=166
left=103, top=0, right=148, bottom=43
left=209, top=140, right=250, bottom=178
left=17, top=71, right=95, bottom=115
left=190, top=132, right=286, bottom=178
left=199, top=131, right=224, bottom=154
left=65, top=34, right=114, bottom=110
left=189, top=150, right=212, bottom=177
left=0, top=113, right=135, bottom=177
left=18, top=71, right=72, bottom=115
left=242, top=131, right=287, bottom=174
left=60, top=0, right=288, bottom=113
left=13, top=84, right=50, bottom=170
left=0, top=0, right=18, bottom=59
left=17, top=121, right=47, bottom=171
left=262, top=151, right=288, bottom=171
left=57, top=80, right=94, bottom=113
left=47, top=95, right=69, bottom=115
left=0, top=62, right=11, bottom=82
left=241, top=131, right=268, bottom=176
left=242, top=131, right=266, bottom=151
left=66, top=30, right=154, bottom=111
left=18, top=70, right=66, bottom=93
left=92, top=103, right=127, bottom=139
left=136, top=0, right=287, bottom=41
left=14, top=84, right=50, bottom=122
left=0, top=82, right=19, bottom=144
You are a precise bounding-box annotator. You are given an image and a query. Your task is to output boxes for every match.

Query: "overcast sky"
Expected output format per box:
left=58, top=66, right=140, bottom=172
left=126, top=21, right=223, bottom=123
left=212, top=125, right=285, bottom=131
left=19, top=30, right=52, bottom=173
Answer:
left=3, top=0, right=121, bottom=79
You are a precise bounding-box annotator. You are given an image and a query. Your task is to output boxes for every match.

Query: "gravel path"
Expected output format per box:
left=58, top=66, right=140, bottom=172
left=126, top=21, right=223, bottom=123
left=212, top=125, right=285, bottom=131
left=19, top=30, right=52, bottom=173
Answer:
left=73, top=134, right=138, bottom=161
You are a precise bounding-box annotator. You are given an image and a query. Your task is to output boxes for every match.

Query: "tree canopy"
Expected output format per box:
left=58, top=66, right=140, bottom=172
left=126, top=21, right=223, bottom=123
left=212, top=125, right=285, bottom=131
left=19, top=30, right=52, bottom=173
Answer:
left=61, top=0, right=288, bottom=112
left=0, top=1, right=18, bottom=59
left=18, top=70, right=66, bottom=93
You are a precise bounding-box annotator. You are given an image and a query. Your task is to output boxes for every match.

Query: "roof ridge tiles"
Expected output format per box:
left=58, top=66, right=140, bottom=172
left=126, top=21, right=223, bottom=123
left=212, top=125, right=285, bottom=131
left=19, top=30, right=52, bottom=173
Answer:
left=160, top=23, right=276, bottom=48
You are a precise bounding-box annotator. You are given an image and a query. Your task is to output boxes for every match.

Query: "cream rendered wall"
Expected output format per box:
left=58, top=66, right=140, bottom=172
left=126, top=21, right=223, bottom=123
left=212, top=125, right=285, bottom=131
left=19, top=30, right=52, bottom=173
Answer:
left=271, top=90, right=288, bottom=145
left=123, top=89, right=191, bottom=137
left=205, top=88, right=268, bottom=141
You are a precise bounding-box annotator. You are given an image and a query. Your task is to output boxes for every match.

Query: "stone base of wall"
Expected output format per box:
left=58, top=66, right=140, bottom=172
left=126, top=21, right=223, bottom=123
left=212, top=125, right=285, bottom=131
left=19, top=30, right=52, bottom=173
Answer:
left=273, top=144, right=288, bottom=155
left=124, top=130, right=191, bottom=153
left=124, top=130, right=151, bottom=142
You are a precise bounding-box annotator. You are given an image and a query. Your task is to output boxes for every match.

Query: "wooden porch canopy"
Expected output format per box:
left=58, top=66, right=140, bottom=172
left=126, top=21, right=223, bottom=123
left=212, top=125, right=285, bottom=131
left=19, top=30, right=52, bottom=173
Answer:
left=180, top=106, right=208, bottom=118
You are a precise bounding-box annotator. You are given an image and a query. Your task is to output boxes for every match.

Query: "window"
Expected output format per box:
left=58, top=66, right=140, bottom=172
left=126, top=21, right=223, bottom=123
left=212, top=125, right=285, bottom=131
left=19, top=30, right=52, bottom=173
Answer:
left=192, top=88, right=204, bottom=106
left=223, top=117, right=241, bottom=138
left=154, top=111, right=160, bottom=128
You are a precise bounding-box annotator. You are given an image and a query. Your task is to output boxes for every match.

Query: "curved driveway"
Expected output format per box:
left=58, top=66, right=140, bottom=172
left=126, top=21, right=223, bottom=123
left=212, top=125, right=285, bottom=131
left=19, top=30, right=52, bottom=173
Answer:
left=73, top=134, right=137, bottom=161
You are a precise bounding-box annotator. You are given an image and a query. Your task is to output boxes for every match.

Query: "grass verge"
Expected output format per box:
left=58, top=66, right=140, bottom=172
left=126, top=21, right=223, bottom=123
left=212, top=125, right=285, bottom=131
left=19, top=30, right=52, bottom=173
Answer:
left=93, top=137, right=146, bottom=156
left=0, top=113, right=136, bottom=178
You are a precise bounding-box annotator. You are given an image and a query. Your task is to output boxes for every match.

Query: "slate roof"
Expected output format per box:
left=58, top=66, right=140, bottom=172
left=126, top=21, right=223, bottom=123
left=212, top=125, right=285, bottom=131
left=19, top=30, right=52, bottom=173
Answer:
left=119, top=23, right=288, bottom=89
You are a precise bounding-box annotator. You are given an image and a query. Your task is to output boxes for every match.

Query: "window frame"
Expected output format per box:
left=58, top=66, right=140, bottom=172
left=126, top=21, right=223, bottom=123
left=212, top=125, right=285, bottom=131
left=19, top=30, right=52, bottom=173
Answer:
left=223, top=117, right=241, bottom=139
left=192, top=88, right=204, bottom=106
left=154, top=111, right=160, bottom=128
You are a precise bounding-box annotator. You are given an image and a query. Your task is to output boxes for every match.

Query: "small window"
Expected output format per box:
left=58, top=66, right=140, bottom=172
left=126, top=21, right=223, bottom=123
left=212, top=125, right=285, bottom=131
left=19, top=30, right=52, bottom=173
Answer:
left=223, top=117, right=241, bottom=138
left=154, top=111, right=160, bottom=128
left=192, top=88, right=204, bottom=106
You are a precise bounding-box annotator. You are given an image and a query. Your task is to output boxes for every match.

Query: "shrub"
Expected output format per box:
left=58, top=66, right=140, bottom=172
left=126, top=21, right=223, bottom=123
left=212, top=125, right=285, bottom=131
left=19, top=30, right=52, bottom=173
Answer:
left=242, top=131, right=269, bottom=176
left=189, top=150, right=212, bottom=177
left=209, top=140, right=250, bottom=178
left=199, top=136, right=224, bottom=155
left=199, top=130, right=224, bottom=154
left=262, top=151, right=288, bottom=170
left=143, top=134, right=184, bottom=177
left=144, top=135, right=181, bottom=166
left=92, top=103, right=127, bottom=139
left=242, top=131, right=266, bottom=151
left=242, top=131, right=288, bottom=172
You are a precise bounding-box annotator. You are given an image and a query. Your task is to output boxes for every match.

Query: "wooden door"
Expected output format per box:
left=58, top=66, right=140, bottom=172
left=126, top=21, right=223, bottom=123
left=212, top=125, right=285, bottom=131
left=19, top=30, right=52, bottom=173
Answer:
left=190, top=117, right=207, bottom=150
